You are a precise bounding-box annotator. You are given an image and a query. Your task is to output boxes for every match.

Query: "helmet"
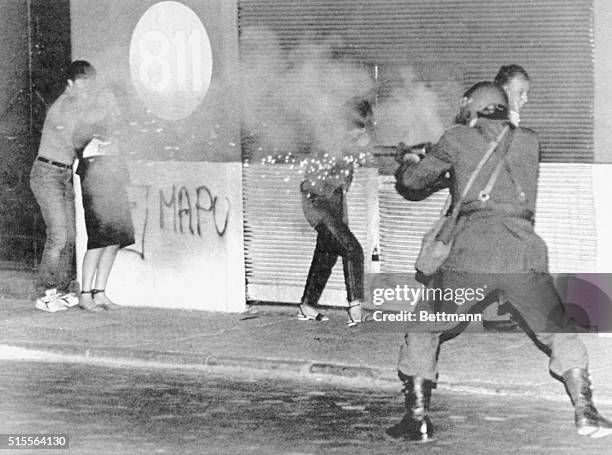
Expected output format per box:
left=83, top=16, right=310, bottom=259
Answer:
left=456, top=81, right=508, bottom=124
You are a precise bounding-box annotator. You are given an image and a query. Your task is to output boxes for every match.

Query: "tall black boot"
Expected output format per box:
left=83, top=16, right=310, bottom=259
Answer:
left=563, top=367, right=612, bottom=438
left=386, top=372, right=434, bottom=442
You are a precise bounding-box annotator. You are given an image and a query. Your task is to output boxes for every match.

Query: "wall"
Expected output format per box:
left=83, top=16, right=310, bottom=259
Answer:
left=70, top=1, right=246, bottom=311
left=593, top=0, right=612, bottom=270
left=0, top=0, right=30, bottom=261
left=0, top=0, right=28, bottom=117
left=75, top=161, right=246, bottom=312
left=70, top=0, right=240, bottom=162
left=595, top=0, right=612, bottom=163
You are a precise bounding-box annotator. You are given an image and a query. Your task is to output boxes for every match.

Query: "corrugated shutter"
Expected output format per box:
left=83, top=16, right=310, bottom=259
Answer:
left=239, top=0, right=593, bottom=162
left=243, top=164, right=377, bottom=305
left=534, top=164, right=597, bottom=273
left=378, top=183, right=448, bottom=277
left=378, top=164, right=597, bottom=275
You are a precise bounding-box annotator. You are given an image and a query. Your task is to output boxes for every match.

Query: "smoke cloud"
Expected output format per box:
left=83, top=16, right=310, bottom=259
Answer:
left=239, top=26, right=451, bottom=163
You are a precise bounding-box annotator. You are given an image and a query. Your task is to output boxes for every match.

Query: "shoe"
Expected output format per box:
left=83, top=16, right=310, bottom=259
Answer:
left=563, top=368, right=612, bottom=438
left=92, top=289, right=121, bottom=309
left=35, top=289, right=68, bottom=313
left=386, top=372, right=435, bottom=442
left=78, top=291, right=105, bottom=312
left=297, top=304, right=329, bottom=321
left=59, top=292, right=80, bottom=308
left=346, top=302, right=362, bottom=327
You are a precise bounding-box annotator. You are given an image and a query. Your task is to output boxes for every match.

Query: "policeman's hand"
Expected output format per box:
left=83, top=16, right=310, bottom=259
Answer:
left=395, top=141, right=433, bottom=164
left=402, top=153, right=421, bottom=164
left=395, top=142, right=420, bottom=164
left=394, top=142, right=409, bottom=163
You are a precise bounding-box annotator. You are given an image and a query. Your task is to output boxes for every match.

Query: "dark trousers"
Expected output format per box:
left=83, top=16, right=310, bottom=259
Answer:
left=301, top=196, right=364, bottom=306
left=398, top=271, right=588, bottom=381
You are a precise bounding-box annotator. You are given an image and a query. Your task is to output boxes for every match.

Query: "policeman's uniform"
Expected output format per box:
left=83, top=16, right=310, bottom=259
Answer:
left=396, top=118, right=588, bottom=381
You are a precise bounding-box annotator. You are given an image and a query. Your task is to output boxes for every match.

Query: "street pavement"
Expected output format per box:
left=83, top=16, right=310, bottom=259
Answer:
left=1, top=268, right=611, bottom=406
left=2, top=360, right=612, bottom=455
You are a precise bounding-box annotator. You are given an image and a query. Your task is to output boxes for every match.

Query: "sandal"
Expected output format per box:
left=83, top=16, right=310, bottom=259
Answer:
left=92, top=289, right=120, bottom=309
left=297, top=304, right=329, bottom=322
left=78, top=291, right=105, bottom=312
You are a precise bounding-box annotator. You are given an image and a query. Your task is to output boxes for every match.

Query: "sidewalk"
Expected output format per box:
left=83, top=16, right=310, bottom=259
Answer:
left=1, top=269, right=611, bottom=405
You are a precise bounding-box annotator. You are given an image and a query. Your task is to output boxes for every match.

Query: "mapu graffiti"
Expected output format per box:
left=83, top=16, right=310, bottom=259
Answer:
left=159, top=184, right=230, bottom=237
left=123, top=183, right=230, bottom=260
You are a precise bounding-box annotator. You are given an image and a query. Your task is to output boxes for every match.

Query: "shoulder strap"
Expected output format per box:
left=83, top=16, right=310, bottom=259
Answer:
left=447, top=125, right=510, bottom=218
left=436, top=124, right=509, bottom=242
left=478, top=127, right=515, bottom=202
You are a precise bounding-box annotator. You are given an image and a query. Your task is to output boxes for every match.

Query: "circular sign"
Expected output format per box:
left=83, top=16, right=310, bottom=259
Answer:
left=129, top=1, right=213, bottom=120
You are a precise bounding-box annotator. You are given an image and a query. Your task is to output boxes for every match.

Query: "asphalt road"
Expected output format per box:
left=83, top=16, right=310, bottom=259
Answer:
left=0, top=360, right=610, bottom=454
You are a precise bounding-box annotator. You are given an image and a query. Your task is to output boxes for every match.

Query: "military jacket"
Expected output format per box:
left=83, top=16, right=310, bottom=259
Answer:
left=397, top=119, right=549, bottom=273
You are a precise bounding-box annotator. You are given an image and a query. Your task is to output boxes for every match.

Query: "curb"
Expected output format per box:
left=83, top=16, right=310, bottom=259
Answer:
left=2, top=342, right=612, bottom=406
left=0, top=341, right=384, bottom=381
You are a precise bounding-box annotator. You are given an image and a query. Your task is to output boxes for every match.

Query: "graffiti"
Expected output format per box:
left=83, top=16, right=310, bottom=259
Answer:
left=122, top=185, right=151, bottom=260
left=118, top=182, right=230, bottom=261
left=159, top=184, right=230, bottom=237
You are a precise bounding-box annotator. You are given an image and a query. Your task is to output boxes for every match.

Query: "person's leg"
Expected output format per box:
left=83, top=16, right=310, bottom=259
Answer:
left=389, top=272, right=447, bottom=442
left=299, top=227, right=337, bottom=320
left=29, top=163, right=70, bottom=296
left=389, top=271, right=495, bottom=442
left=341, top=234, right=364, bottom=325
left=79, top=248, right=105, bottom=312
left=56, top=173, right=77, bottom=294
left=92, top=245, right=121, bottom=308
left=316, top=209, right=364, bottom=324
left=504, top=273, right=611, bottom=438
left=502, top=273, right=588, bottom=374
left=389, top=322, right=440, bottom=441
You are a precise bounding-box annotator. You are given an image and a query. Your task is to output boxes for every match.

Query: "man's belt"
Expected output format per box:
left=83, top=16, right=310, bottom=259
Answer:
left=36, top=156, right=72, bottom=170
left=459, top=201, right=534, bottom=222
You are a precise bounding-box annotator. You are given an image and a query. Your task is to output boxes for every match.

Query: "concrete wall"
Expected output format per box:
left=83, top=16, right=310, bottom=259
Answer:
left=70, top=0, right=241, bottom=162
left=75, top=161, right=246, bottom=312
left=0, top=0, right=28, bottom=119
left=0, top=1, right=34, bottom=263
left=595, top=0, right=612, bottom=164
left=593, top=0, right=612, bottom=270
left=70, top=1, right=246, bottom=311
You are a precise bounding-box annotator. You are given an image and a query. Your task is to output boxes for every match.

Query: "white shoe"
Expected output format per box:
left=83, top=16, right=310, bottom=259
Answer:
left=59, top=292, right=79, bottom=308
left=35, top=289, right=68, bottom=313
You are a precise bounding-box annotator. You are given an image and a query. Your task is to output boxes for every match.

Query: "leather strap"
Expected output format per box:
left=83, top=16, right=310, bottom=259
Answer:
left=478, top=128, right=515, bottom=202
left=437, top=125, right=510, bottom=243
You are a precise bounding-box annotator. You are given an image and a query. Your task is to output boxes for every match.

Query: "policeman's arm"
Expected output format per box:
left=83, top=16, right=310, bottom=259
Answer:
left=396, top=134, right=455, bottom=193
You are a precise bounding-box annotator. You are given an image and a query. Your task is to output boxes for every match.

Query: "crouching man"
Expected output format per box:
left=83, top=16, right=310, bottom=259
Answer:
left=387, top=81, right=612, bottom=442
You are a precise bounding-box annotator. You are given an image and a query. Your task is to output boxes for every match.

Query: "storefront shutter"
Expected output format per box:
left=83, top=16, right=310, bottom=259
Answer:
left=239, top=0, right=594, bottom=162
left=378, top=164, right=597, bottom=275
left=239, top=1, right=597, bottom=305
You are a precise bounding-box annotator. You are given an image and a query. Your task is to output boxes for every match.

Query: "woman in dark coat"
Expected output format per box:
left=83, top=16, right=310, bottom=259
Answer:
left=75, top=85, right=134, bottom=311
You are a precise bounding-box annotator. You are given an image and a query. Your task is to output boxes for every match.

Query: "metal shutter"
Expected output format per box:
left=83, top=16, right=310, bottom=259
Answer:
left=239, top=0, right=594, bottom=162
left=533, top=164, right=597, bottom=273
left=378, top=164, right=597, bottom=275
